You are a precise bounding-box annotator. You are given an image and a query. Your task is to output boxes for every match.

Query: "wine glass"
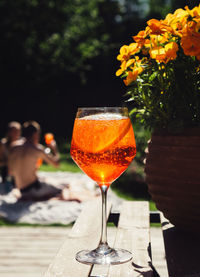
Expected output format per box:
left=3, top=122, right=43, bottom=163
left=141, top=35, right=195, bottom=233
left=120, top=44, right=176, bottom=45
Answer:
left=70, top=107, right=136, bottom=265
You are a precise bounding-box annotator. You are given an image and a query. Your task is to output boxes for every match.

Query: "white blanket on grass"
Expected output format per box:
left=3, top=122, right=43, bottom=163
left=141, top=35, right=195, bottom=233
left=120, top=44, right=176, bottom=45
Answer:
left=0, top=172, right=122, bottom=225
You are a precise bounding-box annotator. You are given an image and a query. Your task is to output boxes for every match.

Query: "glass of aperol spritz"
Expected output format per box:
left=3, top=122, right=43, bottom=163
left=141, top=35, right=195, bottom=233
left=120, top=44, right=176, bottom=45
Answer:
left=70, top=107, right=136, bottom=265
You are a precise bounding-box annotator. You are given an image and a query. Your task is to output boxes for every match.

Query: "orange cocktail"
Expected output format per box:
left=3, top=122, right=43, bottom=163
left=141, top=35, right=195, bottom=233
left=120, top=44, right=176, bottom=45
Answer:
left=70, top=107, right=136, bottom=265
left=44, top=133, right=54, bottom=145
left=70, top=114, right=136, bottom=186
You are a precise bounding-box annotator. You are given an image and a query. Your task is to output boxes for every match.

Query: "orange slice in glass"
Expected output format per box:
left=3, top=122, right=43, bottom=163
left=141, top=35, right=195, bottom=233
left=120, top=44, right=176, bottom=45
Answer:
left=72, top=115, right=132, bottom=153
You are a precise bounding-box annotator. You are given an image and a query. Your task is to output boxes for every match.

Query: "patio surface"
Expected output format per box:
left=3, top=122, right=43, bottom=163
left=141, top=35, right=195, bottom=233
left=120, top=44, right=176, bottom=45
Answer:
left=0, top=226, right=167, bottom=277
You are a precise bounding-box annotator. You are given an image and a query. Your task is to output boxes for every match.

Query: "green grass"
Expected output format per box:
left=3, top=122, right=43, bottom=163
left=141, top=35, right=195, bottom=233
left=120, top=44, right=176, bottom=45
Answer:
left=40, top=162, right=80, bottom=172
left=40, top=153, right=157, bottom=211
left=39, top=153, right=81, bottom=173
left=0, top=143, right=157, bottom=226
left=40, top=150, right=157, bottom=211
left=112, top=186, right=157, bottom=211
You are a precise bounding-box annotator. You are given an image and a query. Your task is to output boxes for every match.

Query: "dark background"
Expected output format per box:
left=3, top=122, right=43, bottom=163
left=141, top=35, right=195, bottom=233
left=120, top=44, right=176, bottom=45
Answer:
left=0, top=0, right=199, bottom=140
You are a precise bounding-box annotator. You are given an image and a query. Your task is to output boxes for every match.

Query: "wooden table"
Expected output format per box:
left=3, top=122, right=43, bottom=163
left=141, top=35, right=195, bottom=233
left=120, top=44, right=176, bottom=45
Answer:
left=160, top=215, right=200, bottom=277
left=43, top=199, right=168, bottom=277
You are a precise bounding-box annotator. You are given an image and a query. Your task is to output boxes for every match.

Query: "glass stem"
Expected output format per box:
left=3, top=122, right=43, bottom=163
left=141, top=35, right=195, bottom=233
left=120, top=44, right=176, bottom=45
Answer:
left=97, top=184, right=111, bottom=254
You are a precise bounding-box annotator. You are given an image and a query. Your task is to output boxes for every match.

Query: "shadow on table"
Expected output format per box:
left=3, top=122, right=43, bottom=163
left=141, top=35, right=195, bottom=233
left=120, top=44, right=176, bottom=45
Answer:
left=163, top=226, right=200, bottom=277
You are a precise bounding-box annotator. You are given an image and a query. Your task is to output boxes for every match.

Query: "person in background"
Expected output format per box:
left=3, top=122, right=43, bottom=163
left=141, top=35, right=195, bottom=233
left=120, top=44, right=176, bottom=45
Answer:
left=8, top=120, right=61, bottom=201
left=0, top=121, right=22, bottom=183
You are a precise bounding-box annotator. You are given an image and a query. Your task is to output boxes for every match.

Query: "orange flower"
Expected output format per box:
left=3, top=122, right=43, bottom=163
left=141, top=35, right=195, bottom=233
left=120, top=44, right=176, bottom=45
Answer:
left=149, top=46, right=165, bottom=62
left=117, top=43, right=140, bottom=62
left=117, top=45, right=131, bottom=62
left=133, top=30, right=147, bottom=46
left=164, top=41, right=179, bottom=61
left=129, top=42, right=141, bottom=55
left=116, top=42, right=141, bottom=76
left=116, top=61, right=127, bottom=76
left=149, top=33, right=171, bottom=48
left=116, top=3, right=200, bottom=89
left=147, top=19, right=172, bottom=35
left=185, top=4, right=200, bottom=18
left=150, top=41, right=178, bottom=63
left=147, top=19, right=164, bottom=34
left=173, top=8, right=188, bottom=23
left=164, top=8, right=188, bottom=36
left=123, top=71, right=137, bottom=86
left=123, top=65, right=144, bottom=86
left=126, top=58, right=136, bottom=68
left=181, top=23, right=200, bottom=58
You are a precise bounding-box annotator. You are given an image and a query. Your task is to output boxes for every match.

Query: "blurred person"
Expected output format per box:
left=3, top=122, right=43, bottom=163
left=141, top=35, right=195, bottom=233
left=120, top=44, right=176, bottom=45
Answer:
left=8, top=121, right=61, bottom=201
left=0, top=121, right=23, bottom=183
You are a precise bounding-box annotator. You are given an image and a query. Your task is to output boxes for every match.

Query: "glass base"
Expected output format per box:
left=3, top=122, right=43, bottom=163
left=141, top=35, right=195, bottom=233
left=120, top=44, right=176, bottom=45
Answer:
left=76, top=247, right=132, bottom=265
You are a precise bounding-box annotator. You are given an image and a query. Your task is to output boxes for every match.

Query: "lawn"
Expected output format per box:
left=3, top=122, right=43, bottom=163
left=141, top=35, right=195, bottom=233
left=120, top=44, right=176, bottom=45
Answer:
left=39, top=145, right=157, bottom=211
left=39, top=153, right=81, bottom=173
left=0, top=156, right=156, bottom=227
left=0, top=133, right=157, bottom=227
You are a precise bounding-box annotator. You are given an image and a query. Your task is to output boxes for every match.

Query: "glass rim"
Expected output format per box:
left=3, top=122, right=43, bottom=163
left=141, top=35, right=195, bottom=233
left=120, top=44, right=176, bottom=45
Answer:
left=76, top=107, right=129, bottom=118
left=77, top=106, right=128, bottom=110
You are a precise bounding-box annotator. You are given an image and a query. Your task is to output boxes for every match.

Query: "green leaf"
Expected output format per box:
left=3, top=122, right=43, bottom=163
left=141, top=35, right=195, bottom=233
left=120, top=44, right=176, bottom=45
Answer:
left=129, top=108, right=138, bottom=116
left=149, top=71, right=158, bottom=82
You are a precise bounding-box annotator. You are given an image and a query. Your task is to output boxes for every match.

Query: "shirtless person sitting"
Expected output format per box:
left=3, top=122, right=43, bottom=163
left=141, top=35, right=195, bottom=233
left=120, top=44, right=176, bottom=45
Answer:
left=0, top=121, right=23, bottom=183
left=8, top=121, right=61, bottom=201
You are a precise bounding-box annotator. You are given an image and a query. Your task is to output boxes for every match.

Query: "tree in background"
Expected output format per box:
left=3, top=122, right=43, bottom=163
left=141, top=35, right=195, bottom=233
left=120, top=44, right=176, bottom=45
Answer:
left=0, top=0, right=112, bottom=88
left=0, top=0, right=197, bottom=137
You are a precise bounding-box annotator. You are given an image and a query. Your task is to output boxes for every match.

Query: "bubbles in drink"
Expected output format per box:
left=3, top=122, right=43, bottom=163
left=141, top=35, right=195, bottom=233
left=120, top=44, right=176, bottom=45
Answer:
left=71, top=116, right=136, bottom=184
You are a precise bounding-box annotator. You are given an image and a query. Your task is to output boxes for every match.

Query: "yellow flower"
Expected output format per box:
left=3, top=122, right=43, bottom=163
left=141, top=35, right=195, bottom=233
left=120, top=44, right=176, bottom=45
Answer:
left=115, top=57, right=139, bottom=77
left=133, top=30, right=147, bottom=46
left=144, top=38, right=151, bottom=48
left=164, top=41, right=179, bottom=61
left=150, top=41, right=178, bottom=63
left=150, top=33, right=170, bottom=48
left=117, top=43, right=140, bottom=63
left=173, top=8, right=188, bottom=24
left=123, top=65, right=144, bottom=86
left=164, top=8, right=188, bottom=36
left=116, top=42, right=141, bottom=77
left=116, top=3, right=200, bottom=90
left=185, top=4, right=200, bottom=18
left=117, top=45, right=131, bottom=62
left=129, top=43, right=140, bottom=55
left=146, top=19, right=173, bottom=36
left=116, top=61, right=126, bottom=76
left=126, top=58, right=136, bottom=68
left=149, top=46, right=166, bottom=62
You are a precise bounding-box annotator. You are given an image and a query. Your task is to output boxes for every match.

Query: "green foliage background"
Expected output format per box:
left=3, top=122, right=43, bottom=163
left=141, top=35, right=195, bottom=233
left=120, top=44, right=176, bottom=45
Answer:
left=0, top=0, right=199, bottom=223
left=0, top=0, right=199, bottom=137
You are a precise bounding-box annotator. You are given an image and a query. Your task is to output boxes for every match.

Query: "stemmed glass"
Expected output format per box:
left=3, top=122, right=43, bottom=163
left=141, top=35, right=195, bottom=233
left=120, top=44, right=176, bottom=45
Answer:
left=70, top=107, right=136, bottom=265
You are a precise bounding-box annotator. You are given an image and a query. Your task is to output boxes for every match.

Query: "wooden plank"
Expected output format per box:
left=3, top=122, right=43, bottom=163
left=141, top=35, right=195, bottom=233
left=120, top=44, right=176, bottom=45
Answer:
left=150, top=226, right=169, bottom=277
left=0, top=247, right=61, bottom=255
left=0, top=272, right=46, bottom=277
left=43, top=198, right=112, bottom=277
left=160, top=213, right=200, bottom=277
left=0, top=269, right=39, bottom=277
left=108, top=201, right=153, bottom=277
left=118, top=201, right=149, bottom=229
left=0, top=227, right=70, bottom=277
left=0, top=264, right=52, bottom=274
left=90, top=227, right=117, bottom=277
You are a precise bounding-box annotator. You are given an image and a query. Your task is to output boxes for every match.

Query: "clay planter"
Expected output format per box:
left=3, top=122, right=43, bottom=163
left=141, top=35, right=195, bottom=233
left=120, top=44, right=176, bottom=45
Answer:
left=145, top=128, right=200, bottom=232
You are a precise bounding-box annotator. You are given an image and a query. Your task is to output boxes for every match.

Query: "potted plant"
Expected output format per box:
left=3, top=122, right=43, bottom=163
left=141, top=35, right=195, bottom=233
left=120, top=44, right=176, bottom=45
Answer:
left=116, top=4, right=200, bottom=232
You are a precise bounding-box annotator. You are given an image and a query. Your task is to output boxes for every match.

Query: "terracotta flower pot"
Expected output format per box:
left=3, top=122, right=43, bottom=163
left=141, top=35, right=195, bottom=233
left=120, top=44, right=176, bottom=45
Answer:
left=145, top=127, right=200, bottom=232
